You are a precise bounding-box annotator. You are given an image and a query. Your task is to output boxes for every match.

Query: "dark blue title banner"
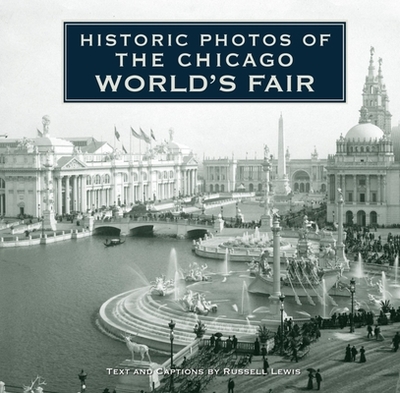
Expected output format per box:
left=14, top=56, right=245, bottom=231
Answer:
left=64, top=22, right=346, bottom=103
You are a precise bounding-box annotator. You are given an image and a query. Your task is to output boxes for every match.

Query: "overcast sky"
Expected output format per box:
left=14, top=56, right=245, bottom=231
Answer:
left=1, top=0, right=399, bottom=161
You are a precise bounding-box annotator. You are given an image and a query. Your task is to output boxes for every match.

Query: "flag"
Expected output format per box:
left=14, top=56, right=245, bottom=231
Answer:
left=114, top=126, right=120, bottom=141
left=140, top=128, right=151, bottom=144
left=150, top=129, right=156, bottom=141
left=122, top=145, right=127, bottom=154
left=131, top=127, right=143, bottom=140
left=37, top=128, right=43, bottom=137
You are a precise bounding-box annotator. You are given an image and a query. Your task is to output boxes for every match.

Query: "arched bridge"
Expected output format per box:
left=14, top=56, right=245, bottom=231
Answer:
left=93, top=216, right=215, bottom=237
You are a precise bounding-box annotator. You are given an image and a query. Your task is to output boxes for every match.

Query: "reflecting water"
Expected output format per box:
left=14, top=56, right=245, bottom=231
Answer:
left=0, top=235, right=210, bottom=392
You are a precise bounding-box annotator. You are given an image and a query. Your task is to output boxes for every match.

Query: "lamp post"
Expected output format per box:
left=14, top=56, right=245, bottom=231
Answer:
left=41, top=216, right=45, bottom=237
left=279, top=293, right=285, bottom=355
left=168, top=319, right=176, bottom=392
left=78, top=369, right=87, bottom=393
left=220, top=205, right=224, bottom=219
left=332, top=210, right=335, bottom=224
left=349, top=278, right=356, bottom=333
left=38, top=203, right=41, bottom=220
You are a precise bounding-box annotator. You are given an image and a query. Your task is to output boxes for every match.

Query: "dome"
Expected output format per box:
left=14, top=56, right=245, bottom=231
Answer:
left=34, top=136, right=74, bottom=154
left=391, top=124, right=400, bottom=161
left=345, top=123, right=383, bottom=141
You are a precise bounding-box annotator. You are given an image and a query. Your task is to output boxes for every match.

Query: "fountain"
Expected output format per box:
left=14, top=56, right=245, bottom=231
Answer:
left=241, top=281, right=251, bottom=315
left=223, top=248, right=230, bottom=276
left=249, top=215, right=344, bottom=302
left=381, top=271, right=388, bottom=301
left=354, top=253, right=364, bottom=280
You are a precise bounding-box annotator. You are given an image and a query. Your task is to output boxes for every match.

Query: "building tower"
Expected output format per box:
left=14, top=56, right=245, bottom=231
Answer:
left=362, top=46, right=392, bottom=135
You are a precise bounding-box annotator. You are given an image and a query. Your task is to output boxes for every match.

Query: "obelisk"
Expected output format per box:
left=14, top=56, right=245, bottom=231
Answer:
left=274, top=114, right=291, bottom=199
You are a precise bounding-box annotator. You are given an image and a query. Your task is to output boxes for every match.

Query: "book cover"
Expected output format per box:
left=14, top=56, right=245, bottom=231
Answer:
left=0, top=1, right=399, bottom=393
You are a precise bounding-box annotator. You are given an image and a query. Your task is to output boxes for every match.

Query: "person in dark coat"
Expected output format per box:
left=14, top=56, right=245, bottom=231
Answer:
left=232, top=335, right=238, bottom=349
left=344, top=344, right=351, bottom=362
left=392, top=332, right=400, bottom=352
left=359, top=346, right=366, bottom=363
left=261, top=345, right=267, bottom=359
left=315, top=369, right=322, bottom=390
left=307, top=371, right=314, bottom=389
left=254, top=337, right=260, bottom=355
left=351, top=346, right=358, bottom=362
left=367, top=325, right=373, bottom=339
left=210, top=334, right=215, bottom=347
left=226, top=336, right=232, bottom=351
left=228, top=378, right=235, bottom=393
left=374, top=325, right=380, bottom=341
left=263, top=357, right=269, bottom=374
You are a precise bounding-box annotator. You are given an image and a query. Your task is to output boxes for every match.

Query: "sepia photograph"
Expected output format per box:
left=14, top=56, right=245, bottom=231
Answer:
left=1, top=1, right=400, bottom=393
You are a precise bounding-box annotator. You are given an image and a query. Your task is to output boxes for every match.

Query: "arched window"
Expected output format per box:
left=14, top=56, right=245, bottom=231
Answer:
left=258, top=183, right=263, bottom=191
left=142, top=172, right=147, bottom=181
left=104, top=174, right=110, bottom=184
left=209, top=184, right=214, bottom=193
left=306, top=183, right=310, bottom=193
left=370, top=211, right=378, bottom=225
left=164, top=171, right=168, bottom=179
left=249, top=183, right=254, bottom=192
left=86, top=175, right=92, bottom=185
left=215, top=184, right=220, bottom=192
left=95, top=175, right=101, bottom=184
left=169, top=170, right=174, bottom=178
left=123, top=173, right=128, bottom=182
left=0, top=178, right=5, bottom=188
left=132, top=172, right=138, bottom=182
left=221, top=185, right=225, bottom=192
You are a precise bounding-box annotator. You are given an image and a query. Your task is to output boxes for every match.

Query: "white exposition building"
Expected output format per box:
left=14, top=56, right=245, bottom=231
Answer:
left=327, top=48, right=400, bottom=226
left=0, top=117, right=198, bottom=217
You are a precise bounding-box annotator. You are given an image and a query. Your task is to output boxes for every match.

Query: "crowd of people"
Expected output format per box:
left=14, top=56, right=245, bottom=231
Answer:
left=344, top=226, right=400, bottom=266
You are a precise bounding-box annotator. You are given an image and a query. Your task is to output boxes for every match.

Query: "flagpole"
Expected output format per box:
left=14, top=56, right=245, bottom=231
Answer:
left=130, top=126, right=132, bottom=156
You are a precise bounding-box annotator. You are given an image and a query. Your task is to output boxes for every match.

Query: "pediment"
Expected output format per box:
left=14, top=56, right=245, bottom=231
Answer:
left=59, top=157, right=86, bottom=169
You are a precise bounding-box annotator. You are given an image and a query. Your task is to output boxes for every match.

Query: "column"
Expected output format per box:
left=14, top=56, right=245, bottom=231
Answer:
left=72, top=175, right=78, bottom=212
left=377, top=175, right=381, bottom=203
left=337, top=191, right=350, bottom=270
left=342, top=174, right=346, bottom=203
left=272, top=216, right=281, bottom=297
left=65, top=176, right=70, bottom=214
left=366, top=175, right=370, bottom=203
left=382, top=175, right=386, bottom=203
left=57, top=177, right=63, bottom=215
left=81, top=175, right=86, bottom=212
left=191, top=169, right=195, bottom=194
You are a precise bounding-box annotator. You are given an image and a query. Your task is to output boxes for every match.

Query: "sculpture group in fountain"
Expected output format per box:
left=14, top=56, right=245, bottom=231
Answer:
left=286, top=257, right=323, bottom=285
left=184, top=262, right=211, bottom=282
left=319, top=244, right=337, bottom=269
left=149, top=275, right=175, bottom=296
left=180, top=289, right=218, bottom=315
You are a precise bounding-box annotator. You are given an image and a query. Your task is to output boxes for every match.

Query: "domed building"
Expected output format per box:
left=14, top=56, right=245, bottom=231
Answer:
left=326, top=48, right=398, bottom=226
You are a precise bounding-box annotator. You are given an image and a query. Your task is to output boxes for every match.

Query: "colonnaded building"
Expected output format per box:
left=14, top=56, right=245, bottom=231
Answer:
left=327, top=49, right=400, bottom=227
left=203, top=49, right=400, bottom=227
left=0, top=118, right=198, bottom=217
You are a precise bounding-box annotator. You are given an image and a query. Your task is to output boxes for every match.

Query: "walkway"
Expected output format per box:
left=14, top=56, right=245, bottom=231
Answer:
left=205, top=323, right=400, bottom=393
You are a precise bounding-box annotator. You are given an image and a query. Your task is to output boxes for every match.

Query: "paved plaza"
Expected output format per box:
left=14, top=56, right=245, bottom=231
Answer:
left=205, top=323, right=400, bottom=393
